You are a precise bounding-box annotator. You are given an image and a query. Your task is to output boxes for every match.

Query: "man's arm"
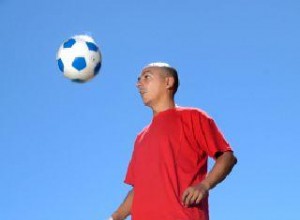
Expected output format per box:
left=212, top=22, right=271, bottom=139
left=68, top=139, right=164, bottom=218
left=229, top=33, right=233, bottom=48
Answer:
left=182, top=151, right=237, bottom=207
left=111, top=189, right=134, bottom=220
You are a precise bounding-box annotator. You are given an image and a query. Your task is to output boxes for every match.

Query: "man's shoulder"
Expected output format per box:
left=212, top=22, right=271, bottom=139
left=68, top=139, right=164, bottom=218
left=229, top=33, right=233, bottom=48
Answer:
left=175, top=106, right=212, bottom=119
left=136, top=124, right=150, bottom=138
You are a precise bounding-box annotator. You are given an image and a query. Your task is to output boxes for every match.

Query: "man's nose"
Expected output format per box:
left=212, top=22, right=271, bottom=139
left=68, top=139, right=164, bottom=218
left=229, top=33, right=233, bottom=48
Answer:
left=136, top=79, right=142, bottom=88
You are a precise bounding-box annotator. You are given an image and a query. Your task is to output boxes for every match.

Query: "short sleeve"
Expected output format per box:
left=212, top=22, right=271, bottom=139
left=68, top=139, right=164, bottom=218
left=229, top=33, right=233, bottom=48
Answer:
left=193, top=110, right=232, bottom=159
left=124, top=157, right=135, bottom=186
left=124, top=138, right=138, bottom=186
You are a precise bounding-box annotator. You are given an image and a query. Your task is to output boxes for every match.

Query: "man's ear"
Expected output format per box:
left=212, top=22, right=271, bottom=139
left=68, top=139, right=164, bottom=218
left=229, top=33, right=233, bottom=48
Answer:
left=166, top=76, right=175, bottom=90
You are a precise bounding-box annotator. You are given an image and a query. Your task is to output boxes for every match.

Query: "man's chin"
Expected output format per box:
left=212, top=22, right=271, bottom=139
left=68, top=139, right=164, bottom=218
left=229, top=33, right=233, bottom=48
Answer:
left=141, top=98, right=151, bottom=107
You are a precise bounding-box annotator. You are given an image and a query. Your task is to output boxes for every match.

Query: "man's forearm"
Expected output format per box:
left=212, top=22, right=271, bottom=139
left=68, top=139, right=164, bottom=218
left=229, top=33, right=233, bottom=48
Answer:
left=111, top=189, right=134, bottom=220
left=202, top=151, right=237, bottom=190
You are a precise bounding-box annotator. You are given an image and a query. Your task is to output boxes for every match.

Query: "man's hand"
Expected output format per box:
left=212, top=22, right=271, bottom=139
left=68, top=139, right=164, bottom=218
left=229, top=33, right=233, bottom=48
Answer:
left=181, top=183, right=209, bottom=207
left=182, top=151, right=237, bottom=208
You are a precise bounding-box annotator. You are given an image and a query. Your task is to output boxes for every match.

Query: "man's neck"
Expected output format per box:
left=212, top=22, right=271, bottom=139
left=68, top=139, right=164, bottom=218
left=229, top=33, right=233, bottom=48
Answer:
left=151, top=99, right=176, bottom=116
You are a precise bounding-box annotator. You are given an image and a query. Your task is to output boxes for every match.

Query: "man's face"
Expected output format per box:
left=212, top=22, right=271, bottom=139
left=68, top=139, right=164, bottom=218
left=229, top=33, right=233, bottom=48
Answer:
left=136, top=67, right=167, bottom=106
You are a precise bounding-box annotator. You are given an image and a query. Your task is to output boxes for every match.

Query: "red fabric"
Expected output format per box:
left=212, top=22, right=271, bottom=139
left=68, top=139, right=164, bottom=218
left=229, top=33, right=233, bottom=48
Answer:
left=125, top=107, right=232, bottom=220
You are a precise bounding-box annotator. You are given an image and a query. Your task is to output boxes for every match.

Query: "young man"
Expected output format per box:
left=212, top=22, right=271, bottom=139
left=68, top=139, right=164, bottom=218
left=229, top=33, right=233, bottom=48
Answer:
left=110, top=63, right=237, bottom=220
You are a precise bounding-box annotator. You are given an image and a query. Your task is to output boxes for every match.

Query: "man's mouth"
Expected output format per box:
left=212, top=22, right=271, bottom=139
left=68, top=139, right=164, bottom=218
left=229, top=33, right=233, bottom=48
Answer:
left=139, top=90, right=147, bottom=95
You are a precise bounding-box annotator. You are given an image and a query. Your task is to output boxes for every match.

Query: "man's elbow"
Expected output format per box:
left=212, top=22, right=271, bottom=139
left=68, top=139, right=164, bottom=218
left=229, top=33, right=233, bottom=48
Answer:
left=229, top=154, right=237, bottom=174
left=231, top=153, right=238, bottom=166
left=223, top=151, right=238, bottom=168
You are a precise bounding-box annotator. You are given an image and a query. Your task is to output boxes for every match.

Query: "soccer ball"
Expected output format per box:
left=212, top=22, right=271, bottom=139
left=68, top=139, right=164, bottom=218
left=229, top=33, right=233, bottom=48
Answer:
left=56, top=35, right=102, bottom=83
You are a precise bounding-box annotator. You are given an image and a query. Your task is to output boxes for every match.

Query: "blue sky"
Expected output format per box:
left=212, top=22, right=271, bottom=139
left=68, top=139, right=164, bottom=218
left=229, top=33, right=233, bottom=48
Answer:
left=0, top=0, right=299, bottom=219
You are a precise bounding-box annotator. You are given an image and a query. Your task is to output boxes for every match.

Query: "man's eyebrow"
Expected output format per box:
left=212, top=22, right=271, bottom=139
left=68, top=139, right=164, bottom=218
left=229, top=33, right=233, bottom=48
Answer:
left=142, top=70, right=152, bottom=75
left=137, top=71, right=153, bottom=81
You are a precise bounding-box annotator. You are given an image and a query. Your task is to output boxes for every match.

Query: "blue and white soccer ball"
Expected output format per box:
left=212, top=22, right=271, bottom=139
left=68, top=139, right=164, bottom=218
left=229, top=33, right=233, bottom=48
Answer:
left=56, top=35, right=102, bottom=83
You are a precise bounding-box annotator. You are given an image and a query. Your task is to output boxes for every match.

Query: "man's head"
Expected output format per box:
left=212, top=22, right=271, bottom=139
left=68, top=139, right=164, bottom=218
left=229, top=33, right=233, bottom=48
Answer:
left=145, top=62, right=179, bottom=95
left=136, top=62, right=179, bottom=107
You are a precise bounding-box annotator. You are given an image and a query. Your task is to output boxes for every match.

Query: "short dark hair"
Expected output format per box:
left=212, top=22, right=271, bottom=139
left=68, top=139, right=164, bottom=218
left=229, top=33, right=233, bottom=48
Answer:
left=163, top=66, right=179, bottom=96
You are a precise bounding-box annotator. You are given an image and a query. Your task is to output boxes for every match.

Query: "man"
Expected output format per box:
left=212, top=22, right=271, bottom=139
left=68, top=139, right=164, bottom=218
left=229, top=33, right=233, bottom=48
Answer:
left=110, top=62, right=237, bottom=220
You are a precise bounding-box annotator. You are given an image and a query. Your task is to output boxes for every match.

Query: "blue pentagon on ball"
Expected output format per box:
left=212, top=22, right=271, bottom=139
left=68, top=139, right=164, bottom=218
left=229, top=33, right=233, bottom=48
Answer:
left=71, top=79, right=85, bottom=83
left=72, top=57, right=86, bottom=71
left=86, top=42, right=99, bottom=52
left=94, top=62, right=101, bottom=75
left=63, top=38, right=76, bottom=48
left=57, top=58, right=64, bottom=72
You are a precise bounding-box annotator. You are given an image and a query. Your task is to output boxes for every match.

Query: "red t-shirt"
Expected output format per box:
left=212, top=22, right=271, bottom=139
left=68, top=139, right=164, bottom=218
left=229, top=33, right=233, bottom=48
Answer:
left=125, top=107, right=232, bottom=220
